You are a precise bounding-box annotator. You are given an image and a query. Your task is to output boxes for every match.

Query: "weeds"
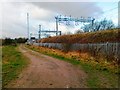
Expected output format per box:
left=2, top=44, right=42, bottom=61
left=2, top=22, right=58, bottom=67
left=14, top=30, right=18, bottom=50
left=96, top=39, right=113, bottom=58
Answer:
left=26, top=45, right=119, bottom=88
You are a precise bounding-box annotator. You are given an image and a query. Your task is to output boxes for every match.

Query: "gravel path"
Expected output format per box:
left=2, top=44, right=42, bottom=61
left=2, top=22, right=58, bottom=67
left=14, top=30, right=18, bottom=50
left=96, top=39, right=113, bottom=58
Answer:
left=7, top=45, right=87, bottom=88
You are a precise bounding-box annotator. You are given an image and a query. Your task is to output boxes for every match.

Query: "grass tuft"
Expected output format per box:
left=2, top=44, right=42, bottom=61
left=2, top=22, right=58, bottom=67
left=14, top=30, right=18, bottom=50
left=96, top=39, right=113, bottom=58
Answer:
left=2, top=45, right=29, bottom=87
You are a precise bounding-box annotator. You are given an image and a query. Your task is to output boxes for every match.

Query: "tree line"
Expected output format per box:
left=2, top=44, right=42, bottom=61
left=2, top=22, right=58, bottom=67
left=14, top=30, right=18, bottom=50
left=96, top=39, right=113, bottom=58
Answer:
left=2, top=38, right=28, bottom=45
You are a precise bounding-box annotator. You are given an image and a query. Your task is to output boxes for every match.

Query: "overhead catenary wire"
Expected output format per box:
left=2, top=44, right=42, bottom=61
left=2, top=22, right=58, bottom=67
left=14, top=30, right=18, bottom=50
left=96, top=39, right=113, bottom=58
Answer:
left=93, top=6, right=118, bottom=17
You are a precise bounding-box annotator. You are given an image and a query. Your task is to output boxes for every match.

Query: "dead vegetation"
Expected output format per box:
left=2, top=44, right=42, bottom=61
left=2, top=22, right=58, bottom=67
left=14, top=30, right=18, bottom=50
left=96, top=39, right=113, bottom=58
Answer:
left=40, top=29, right=119, bottom=44
left=27, top=45, right=119, bottom=74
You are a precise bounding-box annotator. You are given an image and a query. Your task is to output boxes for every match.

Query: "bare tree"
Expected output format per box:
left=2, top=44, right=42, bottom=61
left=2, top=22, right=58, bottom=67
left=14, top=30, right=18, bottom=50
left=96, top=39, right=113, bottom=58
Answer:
left=75, top=29, right=84, bottom=34
left=82, top=19, right=115, bottom=32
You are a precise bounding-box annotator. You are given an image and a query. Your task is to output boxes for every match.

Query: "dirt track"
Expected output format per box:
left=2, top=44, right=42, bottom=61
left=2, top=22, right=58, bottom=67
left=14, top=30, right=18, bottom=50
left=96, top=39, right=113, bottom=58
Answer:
left=7, top=45, right=87, bottom=88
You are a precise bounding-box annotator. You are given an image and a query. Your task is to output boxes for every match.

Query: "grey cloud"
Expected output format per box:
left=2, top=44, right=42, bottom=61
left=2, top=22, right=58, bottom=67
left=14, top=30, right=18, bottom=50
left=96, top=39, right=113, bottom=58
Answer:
left=1, top=2, right=103, bottom=38
left=1, top=2, right=36, bottom=38
left=31, top=2, right=103, bottom=18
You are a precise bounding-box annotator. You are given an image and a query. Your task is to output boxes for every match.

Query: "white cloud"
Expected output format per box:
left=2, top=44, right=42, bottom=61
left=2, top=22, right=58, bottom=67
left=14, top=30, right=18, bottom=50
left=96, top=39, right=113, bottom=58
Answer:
left=1, top=1, right=117, bottom=39
left=2, top=3, right=27, bottom=38
left=1, top=2, right=56, bottom=38
left=0, top=0, right=119, bottom=2
left=1, top=2, right=103, bottom=38
left=32, top=2, right=103, bottom=18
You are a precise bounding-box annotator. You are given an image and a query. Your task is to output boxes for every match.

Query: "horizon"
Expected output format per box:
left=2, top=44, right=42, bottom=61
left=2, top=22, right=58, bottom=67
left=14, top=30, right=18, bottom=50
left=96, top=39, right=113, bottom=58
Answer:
left=0, top=0, right=119, bottom=39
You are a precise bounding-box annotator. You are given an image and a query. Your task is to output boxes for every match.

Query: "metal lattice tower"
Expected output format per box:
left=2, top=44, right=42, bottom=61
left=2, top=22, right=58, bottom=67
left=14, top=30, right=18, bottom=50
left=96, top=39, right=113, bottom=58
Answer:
left=38, top=25, right=61, bottom=39
left=55, top=15, right=95, bottom=36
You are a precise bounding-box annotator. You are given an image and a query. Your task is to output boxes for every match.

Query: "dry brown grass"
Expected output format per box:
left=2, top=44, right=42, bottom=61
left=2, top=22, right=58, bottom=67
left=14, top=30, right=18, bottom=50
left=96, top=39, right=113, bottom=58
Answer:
left=26, top=45, right=119, bottom=88
left=40, top=29, right=119, bottom=44
left=28, top=45, right=118, bottom=73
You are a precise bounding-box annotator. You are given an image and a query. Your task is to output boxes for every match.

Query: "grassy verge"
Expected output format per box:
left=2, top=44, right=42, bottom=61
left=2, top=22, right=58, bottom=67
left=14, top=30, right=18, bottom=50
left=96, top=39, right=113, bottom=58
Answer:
left=2, top=45, right=29, bottom=87
left=26, top=45, right=119, bottom=88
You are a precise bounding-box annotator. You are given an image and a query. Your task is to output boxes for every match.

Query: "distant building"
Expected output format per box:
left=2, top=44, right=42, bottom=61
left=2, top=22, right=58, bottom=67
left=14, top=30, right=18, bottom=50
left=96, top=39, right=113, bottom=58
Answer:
left=27, top=37, right=36, bottom=45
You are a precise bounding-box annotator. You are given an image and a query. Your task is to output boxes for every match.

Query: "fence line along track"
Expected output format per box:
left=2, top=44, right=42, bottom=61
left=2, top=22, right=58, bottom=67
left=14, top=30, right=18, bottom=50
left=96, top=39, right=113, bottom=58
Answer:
left=32, top=42, right=120, bottom=61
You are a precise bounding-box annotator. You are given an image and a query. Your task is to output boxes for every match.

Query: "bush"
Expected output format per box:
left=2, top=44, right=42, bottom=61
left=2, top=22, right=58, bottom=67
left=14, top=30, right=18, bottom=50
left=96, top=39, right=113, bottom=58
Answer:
left=2, top=38, right=16, bottom=45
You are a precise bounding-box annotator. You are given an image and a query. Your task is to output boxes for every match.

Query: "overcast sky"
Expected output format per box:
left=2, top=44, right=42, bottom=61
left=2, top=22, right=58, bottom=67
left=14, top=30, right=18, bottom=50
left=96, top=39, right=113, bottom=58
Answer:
left=0, top=0, right=119, bottom=39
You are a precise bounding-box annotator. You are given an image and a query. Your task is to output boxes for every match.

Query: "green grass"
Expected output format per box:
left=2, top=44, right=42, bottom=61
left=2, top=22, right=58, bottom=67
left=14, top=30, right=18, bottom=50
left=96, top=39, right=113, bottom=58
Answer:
left=47, top=53, right=80, bottom=65
left=51, top=55, right=119, bottom=88
left=26, top=45, right=119, bottom=88
left=2, top=45, right=29, bottom=87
